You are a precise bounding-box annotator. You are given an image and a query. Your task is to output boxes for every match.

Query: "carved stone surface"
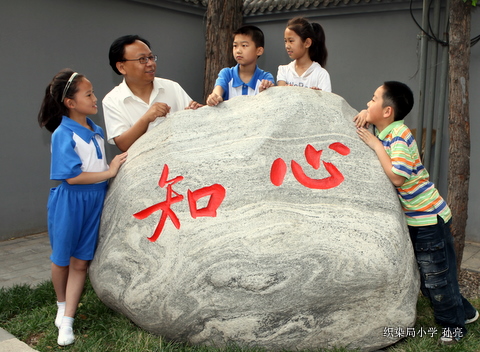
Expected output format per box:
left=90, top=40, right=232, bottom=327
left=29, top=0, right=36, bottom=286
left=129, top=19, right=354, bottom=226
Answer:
left=90, top=87, right=420, bottom=351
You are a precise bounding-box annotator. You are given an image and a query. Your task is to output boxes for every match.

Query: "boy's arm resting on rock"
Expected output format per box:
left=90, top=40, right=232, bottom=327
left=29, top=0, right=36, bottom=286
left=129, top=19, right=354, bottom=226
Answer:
left=353, top=109, right=369, bottom=128
left=356, top=127, right=406, bottom=187
left=207, top=86, right=224, bottom=106
left=259, top=79, right=275, bottom=92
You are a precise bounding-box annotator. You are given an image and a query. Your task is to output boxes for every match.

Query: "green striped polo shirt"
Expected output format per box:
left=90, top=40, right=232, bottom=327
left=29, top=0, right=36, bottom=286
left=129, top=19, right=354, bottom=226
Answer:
left=376, top=120, right=451, bottom=226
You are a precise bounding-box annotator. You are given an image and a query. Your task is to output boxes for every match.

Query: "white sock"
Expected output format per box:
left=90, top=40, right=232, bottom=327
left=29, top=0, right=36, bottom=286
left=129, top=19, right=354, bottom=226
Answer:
left=55, top=302, right=65, bottom=328
left=57, top=315, right=75, bottom=346
left=61, top=316, right=74, bottom=329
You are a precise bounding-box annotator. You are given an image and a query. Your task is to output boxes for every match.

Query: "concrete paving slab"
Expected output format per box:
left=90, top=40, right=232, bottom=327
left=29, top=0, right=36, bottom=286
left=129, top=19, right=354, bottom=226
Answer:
left=0, top=328, right=37, bottom=352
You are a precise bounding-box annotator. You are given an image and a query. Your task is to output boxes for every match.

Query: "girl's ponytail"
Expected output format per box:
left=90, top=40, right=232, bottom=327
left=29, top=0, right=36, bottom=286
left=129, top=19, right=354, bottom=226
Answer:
left=311, top=22, right=328, bottom=68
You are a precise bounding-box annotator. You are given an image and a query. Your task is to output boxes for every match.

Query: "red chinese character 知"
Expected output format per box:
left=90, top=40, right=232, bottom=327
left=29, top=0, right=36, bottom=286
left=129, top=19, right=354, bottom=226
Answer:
left=133, top=164, right=226, bottom=242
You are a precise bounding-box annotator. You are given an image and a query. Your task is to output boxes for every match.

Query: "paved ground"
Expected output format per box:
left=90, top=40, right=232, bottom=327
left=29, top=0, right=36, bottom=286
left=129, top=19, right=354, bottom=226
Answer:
left=0, top=233, right=51, bottom=289
left=462, top=240, right=480, bottom=273
left=1, top=232, right=480, bottom=351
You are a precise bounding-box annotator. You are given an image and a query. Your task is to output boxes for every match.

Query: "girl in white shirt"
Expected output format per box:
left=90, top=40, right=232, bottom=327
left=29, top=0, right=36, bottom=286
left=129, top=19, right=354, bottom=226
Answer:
left=277, top=17, right=331, bottom=92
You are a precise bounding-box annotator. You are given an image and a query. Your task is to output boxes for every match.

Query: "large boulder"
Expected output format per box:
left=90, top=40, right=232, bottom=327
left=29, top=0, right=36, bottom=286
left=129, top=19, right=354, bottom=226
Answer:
left=90, top=87, right=420, bottom=351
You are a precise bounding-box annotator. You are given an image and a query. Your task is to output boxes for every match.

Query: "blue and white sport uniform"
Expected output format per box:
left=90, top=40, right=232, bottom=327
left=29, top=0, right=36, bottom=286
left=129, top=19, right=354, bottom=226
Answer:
left=48, top=116, right=109, bottom=266
left=214, top=64, right=274, bottom=101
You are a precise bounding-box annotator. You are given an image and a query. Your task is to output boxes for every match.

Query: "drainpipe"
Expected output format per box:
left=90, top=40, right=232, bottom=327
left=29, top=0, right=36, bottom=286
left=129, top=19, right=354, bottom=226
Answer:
left=432, top=0, right=450, bottom=185
left=415, top=0, right=430, bottom=153
left=423, top=0, right=442, bottom=170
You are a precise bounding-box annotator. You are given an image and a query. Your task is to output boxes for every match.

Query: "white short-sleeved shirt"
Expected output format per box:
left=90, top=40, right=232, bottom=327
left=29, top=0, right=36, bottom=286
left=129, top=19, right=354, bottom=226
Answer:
left=277, top=61, right=332, bottom=92
left=50, top=116, right=108, bottom=180
left=215, top=64, right=274, bottom=100
left=102, top=77, right=192, bottom=144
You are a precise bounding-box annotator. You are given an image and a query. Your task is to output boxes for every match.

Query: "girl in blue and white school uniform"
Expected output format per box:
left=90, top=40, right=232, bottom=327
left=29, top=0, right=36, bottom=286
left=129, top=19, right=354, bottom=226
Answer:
left=38, top=69, right=127, bottom=346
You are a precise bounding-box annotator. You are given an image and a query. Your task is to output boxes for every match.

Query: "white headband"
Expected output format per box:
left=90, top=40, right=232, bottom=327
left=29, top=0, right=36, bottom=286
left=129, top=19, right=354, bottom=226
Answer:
left=61, top=72, right=79, bottom=102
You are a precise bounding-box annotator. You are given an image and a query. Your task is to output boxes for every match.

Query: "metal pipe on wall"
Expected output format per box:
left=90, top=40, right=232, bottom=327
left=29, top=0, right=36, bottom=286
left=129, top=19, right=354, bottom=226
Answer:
left=432, top=0, right=450, bottom=185
left=415, top=0, right=430, bottom=153
left=423, top=0, right=442, bottom=170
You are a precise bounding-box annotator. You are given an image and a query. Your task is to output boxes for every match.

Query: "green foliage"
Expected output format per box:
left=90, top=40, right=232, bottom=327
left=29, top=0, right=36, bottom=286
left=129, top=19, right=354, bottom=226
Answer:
left=0, top=280, right=479, bottom=352
left=464, top=0, right=477, bottom=6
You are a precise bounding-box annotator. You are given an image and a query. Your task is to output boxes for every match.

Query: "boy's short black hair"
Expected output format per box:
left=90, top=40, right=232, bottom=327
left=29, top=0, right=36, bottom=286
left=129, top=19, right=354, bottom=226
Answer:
left=382, top=81, right=414, bottom=121
left=233, top=25, right=265, bottom=48
left=109, top=35, right=151, bottom=75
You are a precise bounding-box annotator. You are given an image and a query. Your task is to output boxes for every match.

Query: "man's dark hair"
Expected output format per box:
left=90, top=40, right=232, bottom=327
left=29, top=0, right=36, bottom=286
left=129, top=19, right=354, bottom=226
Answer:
left=109, top=35, right=151, bottom=75
left=382, top=81, right=414, bottom=121
left=233, top=25, right=265, bottom=48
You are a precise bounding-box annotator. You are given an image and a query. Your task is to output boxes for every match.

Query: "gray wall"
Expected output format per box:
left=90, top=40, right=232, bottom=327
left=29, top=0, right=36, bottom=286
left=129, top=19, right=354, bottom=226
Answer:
left=1, top=0, right=479, bottom=242
left=0, top=0, right=205, bottom=240
left=467, top=15, right=480, bottom=243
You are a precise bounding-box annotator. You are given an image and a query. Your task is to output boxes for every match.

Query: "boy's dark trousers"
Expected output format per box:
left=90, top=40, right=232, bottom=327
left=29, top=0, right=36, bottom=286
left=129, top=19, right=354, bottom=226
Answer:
left=408, top=216, right=477, bottom=335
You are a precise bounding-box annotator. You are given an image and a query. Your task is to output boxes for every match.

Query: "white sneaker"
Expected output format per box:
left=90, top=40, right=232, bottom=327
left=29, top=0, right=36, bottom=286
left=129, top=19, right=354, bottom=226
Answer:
left=466, top=310, right=479, bottom=324
left=439, top=335, right=461, bottom=345
left=57, top=326, right=75, bottom=346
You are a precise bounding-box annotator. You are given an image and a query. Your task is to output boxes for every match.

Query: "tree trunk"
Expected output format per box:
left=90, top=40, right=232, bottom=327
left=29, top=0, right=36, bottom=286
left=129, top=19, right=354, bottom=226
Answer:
left=447, top=0, right=471, bottom=272
left=204, top=0, right=243, bottom=102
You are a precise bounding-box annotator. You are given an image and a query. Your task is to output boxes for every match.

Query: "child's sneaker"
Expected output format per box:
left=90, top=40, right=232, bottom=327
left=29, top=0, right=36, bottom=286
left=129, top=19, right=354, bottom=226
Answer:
left=57, top=326, right=75, bottom=346
left=439, top=335, right=461, bottom=345
left=466, top=310, right=479, bottom=324
left=439, top=327, right=464, bottom=345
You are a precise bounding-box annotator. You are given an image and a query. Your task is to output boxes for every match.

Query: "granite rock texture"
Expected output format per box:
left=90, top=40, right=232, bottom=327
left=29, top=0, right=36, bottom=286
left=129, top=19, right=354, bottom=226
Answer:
left=90, top=87, right=420, bottom=351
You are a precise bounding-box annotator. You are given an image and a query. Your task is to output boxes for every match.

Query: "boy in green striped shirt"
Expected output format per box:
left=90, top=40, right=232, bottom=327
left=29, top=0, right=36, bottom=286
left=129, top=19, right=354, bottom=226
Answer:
left=356, top=81, right=478, bottom=345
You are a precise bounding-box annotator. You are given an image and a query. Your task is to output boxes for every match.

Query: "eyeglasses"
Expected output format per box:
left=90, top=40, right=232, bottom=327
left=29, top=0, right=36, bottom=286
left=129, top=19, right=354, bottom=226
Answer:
left=121, top=55, right=158, bottom=64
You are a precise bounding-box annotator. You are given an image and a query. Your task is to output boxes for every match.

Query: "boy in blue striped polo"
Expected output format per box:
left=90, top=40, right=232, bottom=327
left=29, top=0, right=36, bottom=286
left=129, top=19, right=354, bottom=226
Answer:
left=356, top=81, right=478, bottom=345
left=206, top=25, right=274, bottom=106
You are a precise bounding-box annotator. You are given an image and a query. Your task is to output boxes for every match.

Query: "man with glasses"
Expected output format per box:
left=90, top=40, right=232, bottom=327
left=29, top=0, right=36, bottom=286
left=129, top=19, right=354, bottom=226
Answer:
left=103, top=35, right=202, bottom=152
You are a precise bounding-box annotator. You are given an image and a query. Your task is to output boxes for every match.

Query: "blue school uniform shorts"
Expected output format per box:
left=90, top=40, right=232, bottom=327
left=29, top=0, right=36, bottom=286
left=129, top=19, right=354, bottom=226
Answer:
left=47, top=181, right=108, bottom=266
